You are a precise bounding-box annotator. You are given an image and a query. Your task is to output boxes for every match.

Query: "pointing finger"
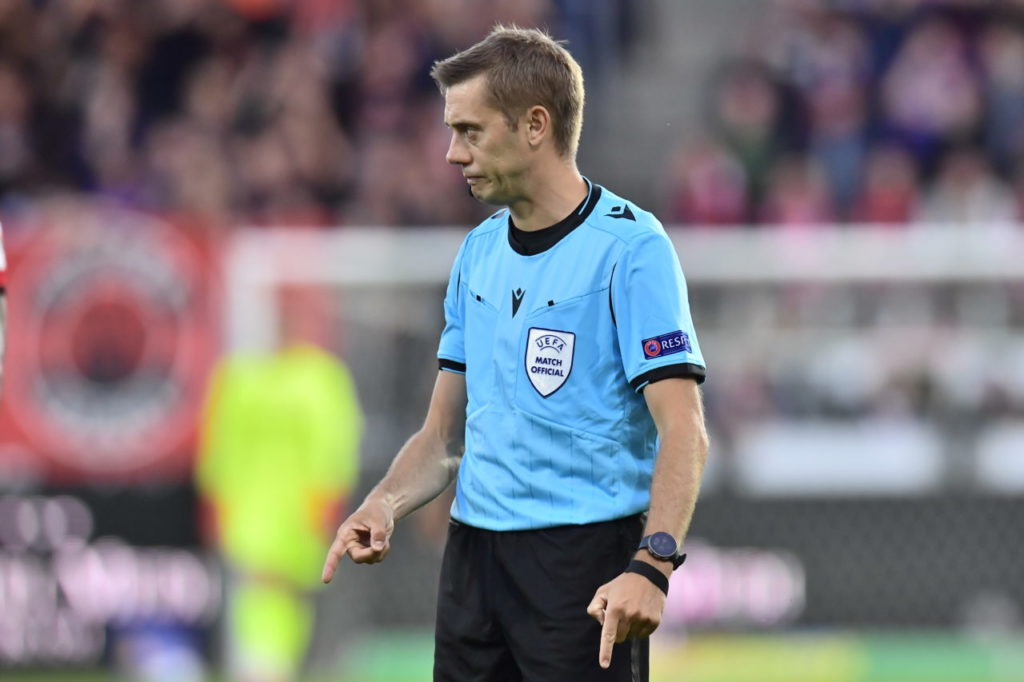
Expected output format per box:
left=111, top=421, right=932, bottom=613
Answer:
left=599, top=609, right=618, bottom=669
left=321, top=537, right=346, bottom=583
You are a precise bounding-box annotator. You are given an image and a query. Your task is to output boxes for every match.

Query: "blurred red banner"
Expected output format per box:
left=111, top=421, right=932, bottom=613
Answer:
left=0, top=207, right=221, bottom=483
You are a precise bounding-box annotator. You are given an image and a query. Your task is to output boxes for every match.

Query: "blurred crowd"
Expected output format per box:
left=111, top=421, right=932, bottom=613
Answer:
left=664, top=0, right=1024, bottom=227
left=0, top=0, right=635, bottom=228
left=2, top=0, right=1022, bottom=229
left=697, top=285, right=1024, bottom=429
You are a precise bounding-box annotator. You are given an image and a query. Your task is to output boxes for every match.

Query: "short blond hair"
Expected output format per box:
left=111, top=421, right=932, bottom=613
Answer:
left=430, top=25, right=585, bottom=159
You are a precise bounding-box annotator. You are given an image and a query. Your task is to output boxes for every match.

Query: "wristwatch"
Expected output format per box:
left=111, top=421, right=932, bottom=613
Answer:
left=637, top=532, right=686, bottom=570
left=625, top=532, right=687, bottom=596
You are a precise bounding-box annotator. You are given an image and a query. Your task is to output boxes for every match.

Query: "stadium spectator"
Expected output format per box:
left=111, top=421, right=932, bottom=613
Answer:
left=915, top=147, right=1017, bottom=227
left=759, top=155, right=835, bottom=226
left=807, top=75, right=868, bottom=217
left=0, top=61, right=34, bottom=196
left=709, top=62, right=785, bottom=212
left=663, top=136, right=749, bottom=226
left=852, top=144, right=920, bottom=224
left=142, top=118, right=234, bottom=223
left=878, top=17, right=982, bottom=175
left=760, top=6, right=869, bottom=95
left=979, top=21, right=1024, bottom=176
left=1015, top=165, right=1024, bottom=221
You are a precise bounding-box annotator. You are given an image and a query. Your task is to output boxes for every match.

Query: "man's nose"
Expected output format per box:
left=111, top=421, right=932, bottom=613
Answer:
left=446, top=133, right=469, bottom=166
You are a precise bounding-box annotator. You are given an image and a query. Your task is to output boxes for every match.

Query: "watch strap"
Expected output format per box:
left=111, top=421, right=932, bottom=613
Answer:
left=624, top=559, right=669, bottom=596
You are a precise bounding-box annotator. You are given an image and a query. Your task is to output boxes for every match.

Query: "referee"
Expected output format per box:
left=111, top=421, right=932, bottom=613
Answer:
left=323, top=26, right=709, bottom=681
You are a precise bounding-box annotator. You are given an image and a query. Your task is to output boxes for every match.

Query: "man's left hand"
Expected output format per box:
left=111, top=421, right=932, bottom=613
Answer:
left=586, top=564, right=668, bottom=669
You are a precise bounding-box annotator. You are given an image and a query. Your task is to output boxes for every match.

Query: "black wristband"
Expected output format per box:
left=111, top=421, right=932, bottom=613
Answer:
left=624, top=559, right=670, bottom=596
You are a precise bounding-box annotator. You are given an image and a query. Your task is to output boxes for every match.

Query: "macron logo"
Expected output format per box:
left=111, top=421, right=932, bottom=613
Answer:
left=605, top=205, right=636, bottom=221
left=512, top=288, right=525, bottom=317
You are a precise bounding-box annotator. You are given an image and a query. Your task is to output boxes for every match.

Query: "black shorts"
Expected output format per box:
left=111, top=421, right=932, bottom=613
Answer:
left=433, top=514, right=648, bottom=682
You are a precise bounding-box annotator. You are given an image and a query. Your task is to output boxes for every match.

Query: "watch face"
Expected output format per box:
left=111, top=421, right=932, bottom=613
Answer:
left=649, top=532, right=677, bottom=558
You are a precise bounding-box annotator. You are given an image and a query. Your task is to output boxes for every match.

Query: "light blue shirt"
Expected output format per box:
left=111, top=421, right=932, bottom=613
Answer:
left=438, top=180, right=705, bottom=530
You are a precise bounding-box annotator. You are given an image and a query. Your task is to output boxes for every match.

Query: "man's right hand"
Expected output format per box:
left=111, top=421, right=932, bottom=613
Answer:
left=321, top=498, right=395, bottom=583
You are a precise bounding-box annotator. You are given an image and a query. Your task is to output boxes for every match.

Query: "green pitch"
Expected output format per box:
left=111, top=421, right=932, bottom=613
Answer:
left=5, top=631, right=1024, bottom=682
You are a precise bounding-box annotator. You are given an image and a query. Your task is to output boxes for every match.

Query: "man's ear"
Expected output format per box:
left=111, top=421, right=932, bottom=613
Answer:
left=524, top=105, right=552, bottom=149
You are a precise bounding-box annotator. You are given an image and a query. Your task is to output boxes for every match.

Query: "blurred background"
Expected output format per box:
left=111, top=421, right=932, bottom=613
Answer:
left=1, top=0, right=1024, bottom=680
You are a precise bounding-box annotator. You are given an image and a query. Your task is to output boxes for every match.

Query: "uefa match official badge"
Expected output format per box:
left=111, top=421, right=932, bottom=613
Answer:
left=525, top=327, right=575, bottom=397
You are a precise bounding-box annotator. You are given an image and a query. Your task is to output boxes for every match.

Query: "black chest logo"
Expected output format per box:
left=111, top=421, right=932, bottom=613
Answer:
left=512, top=288, right=526, bottom=317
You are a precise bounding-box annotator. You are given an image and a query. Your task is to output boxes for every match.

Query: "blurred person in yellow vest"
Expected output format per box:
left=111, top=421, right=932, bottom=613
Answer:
left=197, top=286, right=362, bottom=682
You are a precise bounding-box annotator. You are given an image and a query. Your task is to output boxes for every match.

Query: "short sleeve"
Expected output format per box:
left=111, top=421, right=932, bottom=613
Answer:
left=437, top=238, right=468, bottom=373
left=612, top=230, right=705, bottom=392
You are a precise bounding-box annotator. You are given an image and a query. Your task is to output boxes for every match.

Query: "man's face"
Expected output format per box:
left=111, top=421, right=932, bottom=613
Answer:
left=443, top=75, right=529, bottom=206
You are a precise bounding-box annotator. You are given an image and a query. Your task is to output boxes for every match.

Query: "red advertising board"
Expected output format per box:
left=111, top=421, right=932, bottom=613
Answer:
left=0, top=208, right=221, bottom=483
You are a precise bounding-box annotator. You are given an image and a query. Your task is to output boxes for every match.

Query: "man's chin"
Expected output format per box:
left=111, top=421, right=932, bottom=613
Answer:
left=467, top=184, right=503, bottom=206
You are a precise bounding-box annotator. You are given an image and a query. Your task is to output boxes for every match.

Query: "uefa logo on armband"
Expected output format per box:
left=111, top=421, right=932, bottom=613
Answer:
left=642, top=330, right=691, bottom=360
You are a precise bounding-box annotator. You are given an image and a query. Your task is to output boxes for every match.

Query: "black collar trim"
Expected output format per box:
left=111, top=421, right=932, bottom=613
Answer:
left=507, top=178, right=602, bottom=256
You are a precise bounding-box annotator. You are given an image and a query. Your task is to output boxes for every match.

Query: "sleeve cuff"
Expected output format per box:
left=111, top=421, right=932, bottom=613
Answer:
left=629, top=363, right=705, bottom=392
left=438, top=358, right=466, bottom=374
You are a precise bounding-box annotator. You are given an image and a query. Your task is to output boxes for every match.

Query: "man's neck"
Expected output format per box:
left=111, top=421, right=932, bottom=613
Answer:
left=507, top=162, right=588, bottom=232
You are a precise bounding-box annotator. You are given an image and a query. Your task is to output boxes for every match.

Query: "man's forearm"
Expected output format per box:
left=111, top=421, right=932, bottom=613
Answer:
left=321, top=371, right=465, bottom=578
left=643, top=422, right=707, bottom=545
left=365, top=427, right=462, bottom=522
left=637, top=379, right=710, bottom=577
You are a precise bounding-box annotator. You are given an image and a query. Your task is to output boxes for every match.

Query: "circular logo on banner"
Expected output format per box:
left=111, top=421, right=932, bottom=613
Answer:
left=644, top=339, right=662, bottom=358
left=3, top=208, right=217, bottom=478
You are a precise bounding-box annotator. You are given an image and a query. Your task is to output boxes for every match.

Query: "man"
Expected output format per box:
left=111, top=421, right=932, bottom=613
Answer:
left=322, top=26, right=708, bottom=681
left=200, top=288, right=363, bottom=682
